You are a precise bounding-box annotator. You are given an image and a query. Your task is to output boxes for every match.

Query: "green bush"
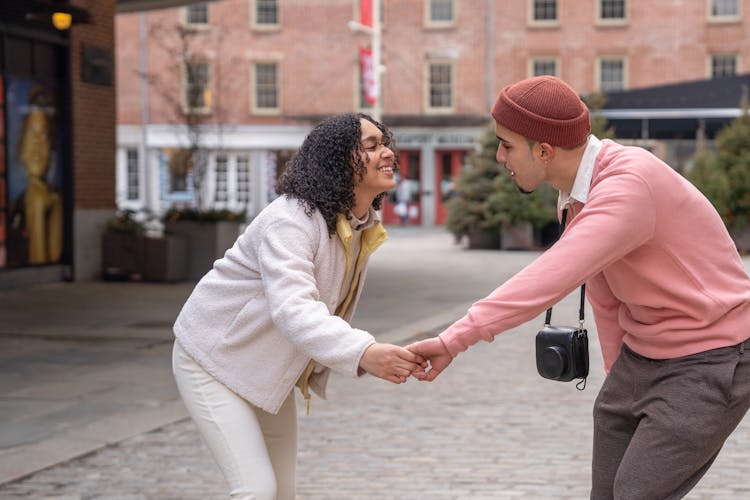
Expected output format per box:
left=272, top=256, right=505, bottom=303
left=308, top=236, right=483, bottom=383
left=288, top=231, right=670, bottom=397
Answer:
left=163, top=207, right=247, bottom=223
left=687, top=113, right=750, bottom=233
left=445, top=125, right=556, bottom=239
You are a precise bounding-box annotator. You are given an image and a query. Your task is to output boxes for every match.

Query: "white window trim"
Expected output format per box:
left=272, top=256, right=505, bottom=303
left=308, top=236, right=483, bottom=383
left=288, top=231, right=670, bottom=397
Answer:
left=116, top=146, right=144, bottom=211
left=595, top=0, right=628, bottom=26
left=181, top=61, right=212, bottom=115
left=250, top=0, right=280, bottom=31
left=250, top=61, right=281, bottom=116
left=424, top=0, right=457, bottom=29
left=528, top=57, right=560, bottom=78
left=181, top=4, right=210, bottom=30
left=424, top=60, right=455, bottom=114
left=707, top=53, right=740, bottom=78
left=595, top=56, right=628, bottom=92
left=527, top=0, right=560, bottom=28
left=707, top=0, right=742, bottom=23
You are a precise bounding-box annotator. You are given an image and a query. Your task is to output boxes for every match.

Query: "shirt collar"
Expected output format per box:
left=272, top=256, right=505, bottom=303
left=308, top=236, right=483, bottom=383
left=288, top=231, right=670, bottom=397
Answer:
left=559, top=135, right=602, bottom=208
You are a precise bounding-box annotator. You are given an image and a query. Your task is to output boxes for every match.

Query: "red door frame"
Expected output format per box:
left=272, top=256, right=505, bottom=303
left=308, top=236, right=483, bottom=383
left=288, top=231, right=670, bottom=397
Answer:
left=435, top=150, right=466, bottom=225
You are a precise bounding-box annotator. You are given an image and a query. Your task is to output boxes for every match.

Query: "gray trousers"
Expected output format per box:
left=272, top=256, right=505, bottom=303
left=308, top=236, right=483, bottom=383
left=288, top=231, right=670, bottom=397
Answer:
left=591, top=338, right=750, bottom=500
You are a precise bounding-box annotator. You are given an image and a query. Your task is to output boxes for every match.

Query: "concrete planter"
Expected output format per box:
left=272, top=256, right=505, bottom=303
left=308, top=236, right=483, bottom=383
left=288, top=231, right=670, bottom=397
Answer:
left=500, top=222, right=536, bottom=250
left=101, top=233, right=188, bottom=282
left=164, top=220, right=241, bottom=280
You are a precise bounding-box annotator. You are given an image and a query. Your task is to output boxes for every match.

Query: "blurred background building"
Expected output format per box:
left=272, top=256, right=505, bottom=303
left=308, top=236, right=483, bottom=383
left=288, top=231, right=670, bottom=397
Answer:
left=1, top=0, right=748, bottom=287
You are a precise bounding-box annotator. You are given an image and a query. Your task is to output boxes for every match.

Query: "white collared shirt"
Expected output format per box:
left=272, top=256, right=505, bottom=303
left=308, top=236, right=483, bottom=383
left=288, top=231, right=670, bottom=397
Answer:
left=558, top=135, right=602, bottom=210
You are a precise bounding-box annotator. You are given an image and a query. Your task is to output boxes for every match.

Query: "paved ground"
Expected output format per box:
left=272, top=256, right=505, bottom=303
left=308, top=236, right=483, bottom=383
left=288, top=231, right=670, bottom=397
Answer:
left=1, top=227, right=749, bottom=499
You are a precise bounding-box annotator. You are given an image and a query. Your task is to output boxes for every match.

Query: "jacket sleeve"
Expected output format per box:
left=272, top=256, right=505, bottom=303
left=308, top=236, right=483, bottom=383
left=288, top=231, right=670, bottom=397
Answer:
left=256, top=217, right=375, bottom=377
left=439, top=170, right=656, bottom=357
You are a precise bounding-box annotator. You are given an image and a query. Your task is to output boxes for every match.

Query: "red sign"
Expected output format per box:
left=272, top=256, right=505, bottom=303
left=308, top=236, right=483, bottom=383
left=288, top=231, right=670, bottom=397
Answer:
left=359, top=46, right=377, bottom=106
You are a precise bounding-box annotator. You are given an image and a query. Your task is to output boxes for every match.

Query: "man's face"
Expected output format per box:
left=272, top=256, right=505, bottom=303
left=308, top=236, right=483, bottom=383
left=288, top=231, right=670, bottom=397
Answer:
left=354, top=118, right=396, bottom=198
left=494, top=122, right=546, bottom=194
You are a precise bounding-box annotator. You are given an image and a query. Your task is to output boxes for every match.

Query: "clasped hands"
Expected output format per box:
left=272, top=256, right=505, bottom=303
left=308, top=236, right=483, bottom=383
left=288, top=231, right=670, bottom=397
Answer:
left=359, top=336, right=452, bottom=384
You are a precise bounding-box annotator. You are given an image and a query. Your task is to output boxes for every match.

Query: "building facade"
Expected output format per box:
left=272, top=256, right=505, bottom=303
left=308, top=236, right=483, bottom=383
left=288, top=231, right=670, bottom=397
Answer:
left=115, top=0, right=750, bottom=226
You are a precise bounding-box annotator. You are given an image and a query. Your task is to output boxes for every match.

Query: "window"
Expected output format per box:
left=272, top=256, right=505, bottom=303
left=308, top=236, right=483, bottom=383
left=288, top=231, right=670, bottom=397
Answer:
left=426, top=0, right=454, bottom=26
left=185, top=3, right=209, bottom=25
left=599, top=58, right=625, bottom=92
left=531, top=58, right=558, bottom=77
left=598, top=0, right=627, bottom=23
left=252, top=0, right=279, bottom=28
left=531, top=0, right=558, bottom=22
left=600, top=0, right=625, bottom=19
left=126, top=149, right=139, bottom=201
left=252, top=62, right=279, bottom=113
left=183, top=62, right=211, bottom=113
left=711, top=54, right=738, bottom=77
left=427, top=62, right=453, bottom=111
left=710, top=0, right=740, bottom=18
left=236, top=156, right=251, bottom=206
left=168, top=149, right=192, bottom=193
left=214, top=155, right=228, bottom=203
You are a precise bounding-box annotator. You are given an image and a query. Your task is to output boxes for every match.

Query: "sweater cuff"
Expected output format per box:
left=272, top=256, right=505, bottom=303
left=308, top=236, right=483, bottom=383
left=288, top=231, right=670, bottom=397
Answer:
left=438, top=314, right=492, bottom=357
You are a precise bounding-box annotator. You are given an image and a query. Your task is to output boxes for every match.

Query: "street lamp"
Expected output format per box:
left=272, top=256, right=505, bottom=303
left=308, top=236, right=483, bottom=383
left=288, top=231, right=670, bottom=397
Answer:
left=348, top=0, right=383, bottom=121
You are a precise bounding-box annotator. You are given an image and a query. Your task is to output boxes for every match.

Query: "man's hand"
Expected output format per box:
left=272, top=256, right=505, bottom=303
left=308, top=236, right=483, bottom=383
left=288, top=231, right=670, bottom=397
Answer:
left=359, top=343, right=427, bottom=384
left=405, top=337, right=453, bottom=381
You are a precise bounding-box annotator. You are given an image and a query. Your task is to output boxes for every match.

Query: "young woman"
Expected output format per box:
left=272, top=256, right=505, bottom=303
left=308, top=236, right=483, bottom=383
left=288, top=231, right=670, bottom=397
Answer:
left=172, top=113, right=424, bottom=499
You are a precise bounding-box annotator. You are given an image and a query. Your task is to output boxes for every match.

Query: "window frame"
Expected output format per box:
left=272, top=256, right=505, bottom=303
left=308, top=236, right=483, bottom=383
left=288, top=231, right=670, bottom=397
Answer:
left=527, top=0, right=560, bottom=28
left=528, top=57, right=560, bottom=78
left=424, top=0, right=456, bottom=28
left=424, top=60, right=455, bottom=114
left=596, top=0, right=628, bottom=26
left=596, top=56, right=628, bottom=93
left=181, top=61, right=212, bottom=115
left=250, top=61, right=281, bottom=115
left=250, top=0, right=280, bottom=31
left=707, top=0, right=742, bottom=23
left=709, top=53, right=739, bottom=78
left=182, top=3, right=210, bottom=29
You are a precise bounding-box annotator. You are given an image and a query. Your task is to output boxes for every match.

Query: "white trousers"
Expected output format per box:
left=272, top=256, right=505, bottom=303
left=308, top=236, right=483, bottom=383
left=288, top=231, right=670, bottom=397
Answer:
left=172, top=341, right=298, bottom=500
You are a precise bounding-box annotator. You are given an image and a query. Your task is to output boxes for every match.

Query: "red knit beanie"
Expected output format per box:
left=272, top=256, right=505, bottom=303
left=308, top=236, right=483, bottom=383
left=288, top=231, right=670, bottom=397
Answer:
left=491, top=76, right=590, bottom=147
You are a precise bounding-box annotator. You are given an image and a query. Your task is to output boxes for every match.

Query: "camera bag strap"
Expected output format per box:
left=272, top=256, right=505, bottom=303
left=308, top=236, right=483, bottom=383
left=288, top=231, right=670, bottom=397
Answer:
left=543, top=207, right=588, bottom=390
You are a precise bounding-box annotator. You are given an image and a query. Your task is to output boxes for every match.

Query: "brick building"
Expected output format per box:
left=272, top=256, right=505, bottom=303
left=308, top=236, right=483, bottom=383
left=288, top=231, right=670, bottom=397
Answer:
left=0, top=0, right=206, bottom=288
left=115, top=0, right=750, bottom=228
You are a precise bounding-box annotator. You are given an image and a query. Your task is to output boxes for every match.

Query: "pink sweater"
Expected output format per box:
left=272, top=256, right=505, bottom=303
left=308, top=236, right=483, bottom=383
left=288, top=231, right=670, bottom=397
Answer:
left=440, top=140, right=750, bottom=372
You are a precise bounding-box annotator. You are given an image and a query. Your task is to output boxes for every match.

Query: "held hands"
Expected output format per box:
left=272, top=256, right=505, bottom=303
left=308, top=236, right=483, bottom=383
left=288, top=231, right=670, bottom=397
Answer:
left=405, top=337, right=452, bottom=382
left=359, top=343, right=427, bottom=384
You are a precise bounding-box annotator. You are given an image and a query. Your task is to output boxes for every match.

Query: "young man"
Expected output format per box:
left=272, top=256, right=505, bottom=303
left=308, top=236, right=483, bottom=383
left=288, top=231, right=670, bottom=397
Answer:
left=408, top=76, right=750, bottom=499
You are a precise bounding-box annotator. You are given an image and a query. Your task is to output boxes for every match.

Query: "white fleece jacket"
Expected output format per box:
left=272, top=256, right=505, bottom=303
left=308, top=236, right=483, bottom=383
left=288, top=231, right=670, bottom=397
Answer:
left=173, top=196, right=384, bottom=414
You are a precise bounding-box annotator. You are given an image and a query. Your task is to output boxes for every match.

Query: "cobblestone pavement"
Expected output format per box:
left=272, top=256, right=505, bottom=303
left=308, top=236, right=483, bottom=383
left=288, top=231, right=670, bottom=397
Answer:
left=1, top=229, right=749, bottom=499
left=2, top=318, right=749, bottom=499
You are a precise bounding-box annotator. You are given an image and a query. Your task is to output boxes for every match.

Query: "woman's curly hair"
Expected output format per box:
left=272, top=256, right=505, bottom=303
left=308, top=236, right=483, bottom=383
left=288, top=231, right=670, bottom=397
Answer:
left=276, top=112, right=398, bottom=236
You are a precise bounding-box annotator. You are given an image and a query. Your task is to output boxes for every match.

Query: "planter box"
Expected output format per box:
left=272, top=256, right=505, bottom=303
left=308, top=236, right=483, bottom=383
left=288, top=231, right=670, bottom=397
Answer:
left=142, top=235, right=188, bottom=282
left=467, top=227, right=500, bottom=250
left=164, top=220, right=242, bottom=280
left=101, top=232, right=145, bottom=281
left=501, top=222, right=535, bottom=250
left=101, top=233, right=188, bottom=282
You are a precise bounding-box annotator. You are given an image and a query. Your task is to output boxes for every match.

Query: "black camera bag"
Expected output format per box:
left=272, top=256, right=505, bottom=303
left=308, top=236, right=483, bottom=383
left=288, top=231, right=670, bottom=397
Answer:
left=534, top=208, right=589, bottom=390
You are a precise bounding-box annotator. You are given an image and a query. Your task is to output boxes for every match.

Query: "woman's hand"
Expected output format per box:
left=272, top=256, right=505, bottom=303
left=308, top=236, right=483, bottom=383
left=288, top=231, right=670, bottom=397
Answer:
left=359, top=343, right=427, bottom=384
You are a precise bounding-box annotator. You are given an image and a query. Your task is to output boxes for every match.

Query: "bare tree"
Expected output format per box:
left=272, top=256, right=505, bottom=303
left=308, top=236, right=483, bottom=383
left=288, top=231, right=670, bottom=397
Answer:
left=141, top=19, right=237, bottom=211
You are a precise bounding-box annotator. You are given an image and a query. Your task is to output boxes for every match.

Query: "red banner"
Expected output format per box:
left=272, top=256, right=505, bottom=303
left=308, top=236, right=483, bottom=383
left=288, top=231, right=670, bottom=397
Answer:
left=360, top=0, right=373, bottom=27
left=359, top=46, right=377, bottom=106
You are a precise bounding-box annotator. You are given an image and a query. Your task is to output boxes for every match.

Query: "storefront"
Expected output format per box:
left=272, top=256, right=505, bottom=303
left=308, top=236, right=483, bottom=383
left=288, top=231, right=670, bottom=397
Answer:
left=0, top=14, right=73, bottom=276
left=380, top=128, right=481, bottom=226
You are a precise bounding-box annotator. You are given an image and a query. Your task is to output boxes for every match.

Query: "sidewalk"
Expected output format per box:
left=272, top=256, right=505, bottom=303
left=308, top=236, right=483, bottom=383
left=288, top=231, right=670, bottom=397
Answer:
left=0, top=227, right=748, bottom=499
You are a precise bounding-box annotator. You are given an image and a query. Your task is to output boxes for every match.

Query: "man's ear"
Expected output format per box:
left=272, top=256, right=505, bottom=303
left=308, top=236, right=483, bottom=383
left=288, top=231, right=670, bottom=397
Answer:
left=538, top=142, right=555, bottom=163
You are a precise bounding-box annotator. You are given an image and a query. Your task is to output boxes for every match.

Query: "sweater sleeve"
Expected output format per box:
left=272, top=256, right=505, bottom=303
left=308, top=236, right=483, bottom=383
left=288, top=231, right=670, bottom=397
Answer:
left=439, top=170, right=656, bottom=357
left=257, top=218, right=375, bottom=377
